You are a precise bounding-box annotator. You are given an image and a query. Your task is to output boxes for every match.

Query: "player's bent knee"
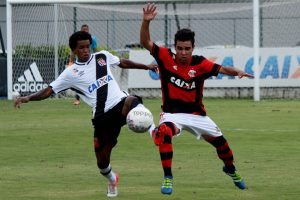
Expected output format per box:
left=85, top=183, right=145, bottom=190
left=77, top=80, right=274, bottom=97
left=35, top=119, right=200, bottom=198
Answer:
left=153, top=123, right=173, bottom=146
left=161, top=122, right=177, bottom=136
left=123, top=95, right=144, bottom=116
left=129, top=95, right=143, bottom=110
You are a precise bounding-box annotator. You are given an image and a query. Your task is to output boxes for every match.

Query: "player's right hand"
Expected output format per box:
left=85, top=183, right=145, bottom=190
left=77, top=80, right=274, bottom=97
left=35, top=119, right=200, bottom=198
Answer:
left=14, top=96, right=30, bottom=109
left=147, top=63, right=159, bottom=73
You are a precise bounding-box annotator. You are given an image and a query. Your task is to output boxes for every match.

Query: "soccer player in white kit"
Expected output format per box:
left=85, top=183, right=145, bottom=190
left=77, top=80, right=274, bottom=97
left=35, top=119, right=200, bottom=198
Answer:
left=141, top=3, right=254, bottom=195
left=14, top=31, right=157, bottom=198
left=68, top=24, right=98, bottom=105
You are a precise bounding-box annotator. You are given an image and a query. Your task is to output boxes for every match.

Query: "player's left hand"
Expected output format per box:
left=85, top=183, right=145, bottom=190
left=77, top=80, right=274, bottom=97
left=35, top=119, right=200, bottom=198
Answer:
left=238, top=71, right=254, bottom=79
left=147, top=64, right=159, bottom=73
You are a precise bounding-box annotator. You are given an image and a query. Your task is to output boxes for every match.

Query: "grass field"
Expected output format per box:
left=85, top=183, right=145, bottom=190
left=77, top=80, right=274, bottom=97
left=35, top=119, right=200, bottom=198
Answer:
left=0, top=98, right=300, bottom=200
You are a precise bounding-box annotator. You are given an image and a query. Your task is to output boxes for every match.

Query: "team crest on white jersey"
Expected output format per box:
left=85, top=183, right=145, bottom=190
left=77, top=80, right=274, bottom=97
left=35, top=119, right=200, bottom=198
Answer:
left=88, top=74, right=113, bottom=93
left=97, top=58, right=106, bottom=66
left=188, top=69, right=196, bottom=78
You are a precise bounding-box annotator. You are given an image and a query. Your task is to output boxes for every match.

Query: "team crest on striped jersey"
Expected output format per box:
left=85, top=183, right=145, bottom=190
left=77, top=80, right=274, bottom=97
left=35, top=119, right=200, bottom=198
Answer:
left=97, top=58, right=106, bottom=66
left=188, top=69, right=196, bottom=78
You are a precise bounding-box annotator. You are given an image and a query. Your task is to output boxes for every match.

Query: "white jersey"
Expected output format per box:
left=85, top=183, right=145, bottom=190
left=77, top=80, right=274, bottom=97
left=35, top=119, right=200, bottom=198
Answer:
left=50, top=50, right=127, bottom=118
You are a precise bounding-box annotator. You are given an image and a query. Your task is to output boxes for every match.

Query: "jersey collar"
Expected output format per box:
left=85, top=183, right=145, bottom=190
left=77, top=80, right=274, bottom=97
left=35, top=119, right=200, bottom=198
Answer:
left=75, top=54, right=94, bottom=66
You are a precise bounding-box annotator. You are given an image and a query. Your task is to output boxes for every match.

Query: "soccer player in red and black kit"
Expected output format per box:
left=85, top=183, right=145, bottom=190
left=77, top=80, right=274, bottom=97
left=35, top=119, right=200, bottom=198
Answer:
left=141, top=3, right=254, bottom=195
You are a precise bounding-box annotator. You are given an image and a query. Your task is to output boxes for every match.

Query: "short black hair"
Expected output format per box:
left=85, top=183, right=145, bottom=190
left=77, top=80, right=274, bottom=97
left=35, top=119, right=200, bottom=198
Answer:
left=174, top=28, right=195, bottom=47
left=69, top=31, right=92, bottom=51
left=81, top=24, right=89, bottom=29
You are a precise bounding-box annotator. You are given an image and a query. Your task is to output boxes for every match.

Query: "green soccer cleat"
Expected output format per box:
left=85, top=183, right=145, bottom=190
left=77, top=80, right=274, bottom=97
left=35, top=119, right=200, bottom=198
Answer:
left=223, top=166, right=247, bottom=190
left=161, top=176, right=173, bottom=195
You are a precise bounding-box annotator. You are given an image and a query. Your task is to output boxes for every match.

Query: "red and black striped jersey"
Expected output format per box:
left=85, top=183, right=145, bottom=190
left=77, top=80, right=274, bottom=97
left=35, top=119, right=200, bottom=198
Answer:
left=151, top=43, right=221, bottom=116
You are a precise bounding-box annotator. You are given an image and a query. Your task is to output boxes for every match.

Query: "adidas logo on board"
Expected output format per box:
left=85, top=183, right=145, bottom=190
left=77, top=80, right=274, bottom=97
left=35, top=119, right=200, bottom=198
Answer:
left=13, top=62, right=48, bottom=92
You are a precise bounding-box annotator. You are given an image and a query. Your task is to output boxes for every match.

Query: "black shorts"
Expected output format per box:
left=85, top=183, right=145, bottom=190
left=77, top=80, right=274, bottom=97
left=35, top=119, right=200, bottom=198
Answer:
left=92, top=98, right=127, bottom=152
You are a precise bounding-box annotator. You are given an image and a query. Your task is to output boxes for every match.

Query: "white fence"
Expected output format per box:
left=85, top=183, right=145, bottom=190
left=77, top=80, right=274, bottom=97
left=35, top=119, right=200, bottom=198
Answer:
left=6, top=0, right=300, bottom=99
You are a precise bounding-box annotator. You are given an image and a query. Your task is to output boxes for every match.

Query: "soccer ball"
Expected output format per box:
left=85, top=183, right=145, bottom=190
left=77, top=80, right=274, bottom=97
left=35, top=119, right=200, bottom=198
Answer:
left=126, top=106, right=154, bottom=133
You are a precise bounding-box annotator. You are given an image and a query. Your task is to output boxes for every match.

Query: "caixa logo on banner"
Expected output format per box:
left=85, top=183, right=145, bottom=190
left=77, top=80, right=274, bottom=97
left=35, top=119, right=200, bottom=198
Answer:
left=13, top=62, right=48, bottom=92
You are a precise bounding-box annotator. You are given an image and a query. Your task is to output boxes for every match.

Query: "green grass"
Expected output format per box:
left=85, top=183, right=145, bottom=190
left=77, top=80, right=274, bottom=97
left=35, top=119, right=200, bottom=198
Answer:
left=0, top=98, right=300, bottom=200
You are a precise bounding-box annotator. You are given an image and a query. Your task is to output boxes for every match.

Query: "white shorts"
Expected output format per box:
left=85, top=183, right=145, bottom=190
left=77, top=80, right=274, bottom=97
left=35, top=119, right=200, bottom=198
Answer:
left=159, top=112, right=223, bottom=140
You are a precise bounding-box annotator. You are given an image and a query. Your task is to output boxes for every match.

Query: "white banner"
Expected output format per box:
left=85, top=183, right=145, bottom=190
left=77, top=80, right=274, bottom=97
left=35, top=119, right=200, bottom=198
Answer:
left=128, top=48, right=300, bottom=88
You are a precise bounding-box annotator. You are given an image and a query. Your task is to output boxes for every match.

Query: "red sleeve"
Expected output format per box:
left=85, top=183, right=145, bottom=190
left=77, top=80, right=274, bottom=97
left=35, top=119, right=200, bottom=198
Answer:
left=201, top=57, right=221, bottom=76
left=151, top=43, right=170, bottom=61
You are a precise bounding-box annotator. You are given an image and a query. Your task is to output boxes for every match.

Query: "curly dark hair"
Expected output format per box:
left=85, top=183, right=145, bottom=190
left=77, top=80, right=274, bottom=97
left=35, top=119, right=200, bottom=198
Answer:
left=69, top=31, right=92, bottom=51
left=174, top=28, right=195, bottom=47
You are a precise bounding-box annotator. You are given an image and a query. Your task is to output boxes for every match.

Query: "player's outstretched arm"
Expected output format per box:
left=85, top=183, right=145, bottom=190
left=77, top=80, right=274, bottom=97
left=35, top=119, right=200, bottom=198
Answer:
left=219, top=66, right=254, bottom=79
left=14, top=87, right=54, bottom=109
left=119, top=58, right=158, bottom=72
left=140, top=3, right=157, bottom=52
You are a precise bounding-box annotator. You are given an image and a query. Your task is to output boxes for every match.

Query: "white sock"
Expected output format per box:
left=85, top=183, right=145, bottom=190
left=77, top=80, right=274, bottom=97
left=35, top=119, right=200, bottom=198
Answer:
left=100, top=164, right=116, bottom=183
left=148, top=123, right=156, bottom=137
